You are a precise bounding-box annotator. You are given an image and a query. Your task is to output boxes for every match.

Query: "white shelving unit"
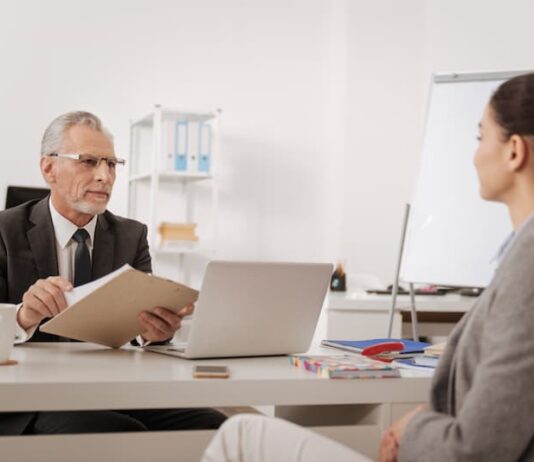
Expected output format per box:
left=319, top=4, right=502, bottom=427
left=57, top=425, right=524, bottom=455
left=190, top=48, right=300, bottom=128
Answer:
left=128, top=105, right=221, bottom=282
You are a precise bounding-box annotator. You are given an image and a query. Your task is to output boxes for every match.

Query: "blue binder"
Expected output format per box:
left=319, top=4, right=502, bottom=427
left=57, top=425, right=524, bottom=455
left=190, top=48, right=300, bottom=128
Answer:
left=198, top=122, right=212, bottom=173
left=175, top=121, right=188, bottom=171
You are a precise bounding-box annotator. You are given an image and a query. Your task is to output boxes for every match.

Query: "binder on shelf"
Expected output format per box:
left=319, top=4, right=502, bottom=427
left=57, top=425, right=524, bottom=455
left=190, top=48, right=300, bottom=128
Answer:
left=198, top=122, right=212, bottom=173
left=164, top=120, right=174, bottom=171
left=174, top=121, right=188, bottom=171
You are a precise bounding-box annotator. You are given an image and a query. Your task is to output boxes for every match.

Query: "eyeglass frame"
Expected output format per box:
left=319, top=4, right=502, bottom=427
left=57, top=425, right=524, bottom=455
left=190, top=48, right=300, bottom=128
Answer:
left=46, top=153, right=126, bottom=169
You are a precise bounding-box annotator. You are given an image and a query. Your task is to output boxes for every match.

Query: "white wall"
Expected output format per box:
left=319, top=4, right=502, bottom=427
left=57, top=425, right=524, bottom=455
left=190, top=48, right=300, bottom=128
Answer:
left=0, top=0, right=334, bottom=271
left=424, top=0, right=534, bottom=74
left=340, top=0, right=427, bottom=284
left=2, top=0, right=534, bottom=287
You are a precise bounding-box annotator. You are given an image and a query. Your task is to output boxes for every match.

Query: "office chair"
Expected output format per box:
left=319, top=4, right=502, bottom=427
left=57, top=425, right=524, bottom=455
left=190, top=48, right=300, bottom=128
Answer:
left=5, top=186, right=50, bottom=209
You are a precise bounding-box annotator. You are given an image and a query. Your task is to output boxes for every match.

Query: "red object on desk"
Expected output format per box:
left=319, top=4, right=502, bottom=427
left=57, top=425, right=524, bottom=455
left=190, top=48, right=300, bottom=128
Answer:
left=361, top=341, right=404, bottom=357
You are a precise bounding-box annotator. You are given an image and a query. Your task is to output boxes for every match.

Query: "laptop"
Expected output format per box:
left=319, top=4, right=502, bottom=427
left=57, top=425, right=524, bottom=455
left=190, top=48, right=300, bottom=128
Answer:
left=144, top=261, right=333, bottom=359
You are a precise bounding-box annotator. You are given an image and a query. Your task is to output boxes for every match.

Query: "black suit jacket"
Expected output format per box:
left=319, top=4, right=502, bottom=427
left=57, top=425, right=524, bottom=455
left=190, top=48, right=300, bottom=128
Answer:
left=0, top=197, right=152, bottom=434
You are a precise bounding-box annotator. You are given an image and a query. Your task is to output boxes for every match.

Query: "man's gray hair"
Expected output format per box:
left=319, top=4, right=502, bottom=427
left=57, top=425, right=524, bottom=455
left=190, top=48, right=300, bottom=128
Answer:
left=40, top=111, right=113, bottom=156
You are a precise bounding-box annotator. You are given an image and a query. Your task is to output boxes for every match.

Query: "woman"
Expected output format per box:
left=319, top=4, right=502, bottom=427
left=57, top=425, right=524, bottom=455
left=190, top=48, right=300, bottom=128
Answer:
left=202, top=72, right=534, bottom=462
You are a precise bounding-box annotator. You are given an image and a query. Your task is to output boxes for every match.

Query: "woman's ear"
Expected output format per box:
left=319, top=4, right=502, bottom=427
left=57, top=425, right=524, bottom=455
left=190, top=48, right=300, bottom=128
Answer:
left=40, top=156, right=56, bottom=184
left=507, top=134, right=529, bottom=172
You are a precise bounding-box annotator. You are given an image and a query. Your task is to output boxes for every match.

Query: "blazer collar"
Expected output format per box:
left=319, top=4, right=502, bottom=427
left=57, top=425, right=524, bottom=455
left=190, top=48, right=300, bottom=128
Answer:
left=27, top=197, right=59, bottom=278
left=92, top=212, right=115, bottom=280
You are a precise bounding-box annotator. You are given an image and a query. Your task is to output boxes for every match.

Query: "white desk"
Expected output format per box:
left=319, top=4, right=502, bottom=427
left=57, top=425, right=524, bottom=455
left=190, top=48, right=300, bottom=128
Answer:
left=0, top=343, right=432, bottom=461
left=327, top=292, right=477, bottom=340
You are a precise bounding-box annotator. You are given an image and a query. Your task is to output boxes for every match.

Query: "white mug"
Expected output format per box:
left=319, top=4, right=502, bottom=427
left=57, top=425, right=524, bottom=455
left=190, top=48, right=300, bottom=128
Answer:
left=0, top=304, right=16, bottom=363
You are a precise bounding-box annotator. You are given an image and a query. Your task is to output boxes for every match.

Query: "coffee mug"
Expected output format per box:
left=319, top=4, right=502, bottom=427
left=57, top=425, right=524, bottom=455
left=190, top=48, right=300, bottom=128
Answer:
left=0, top=304, right=16, bottom=363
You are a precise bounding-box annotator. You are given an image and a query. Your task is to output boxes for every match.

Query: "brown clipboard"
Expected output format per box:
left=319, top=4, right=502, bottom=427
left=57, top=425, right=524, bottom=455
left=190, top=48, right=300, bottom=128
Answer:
left=40, top=266, right=199, bottom=348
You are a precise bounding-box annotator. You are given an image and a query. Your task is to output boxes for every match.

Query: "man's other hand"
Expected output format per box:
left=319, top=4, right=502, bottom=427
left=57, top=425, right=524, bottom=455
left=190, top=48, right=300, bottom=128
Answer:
left=18, top=277, right=73, bottom=330
left=138, top=304, right=194, bottom=343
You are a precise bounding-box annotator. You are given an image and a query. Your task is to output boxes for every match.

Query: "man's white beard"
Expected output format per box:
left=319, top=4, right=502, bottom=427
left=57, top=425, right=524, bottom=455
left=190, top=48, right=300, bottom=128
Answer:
left=70, top=199, right=108, bottom=216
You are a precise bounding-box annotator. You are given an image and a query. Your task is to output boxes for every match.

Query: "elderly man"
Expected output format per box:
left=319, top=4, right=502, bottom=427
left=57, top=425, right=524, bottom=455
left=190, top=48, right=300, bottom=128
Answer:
left=0, top=111, right=226, bottom=435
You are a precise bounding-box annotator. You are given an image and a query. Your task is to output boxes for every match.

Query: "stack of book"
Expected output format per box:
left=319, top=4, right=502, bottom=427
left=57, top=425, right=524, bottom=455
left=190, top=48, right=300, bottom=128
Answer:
left=416, top=342, right=446, bottom=367
left=321, top=338, right=430, bottom=360
left=395, top=342, right=446, bottom=370
left=158, top=222, right=198, bottom=248
left=290, top=354, right=400, bottom=379
left=424, top=342, right=446, bottom=357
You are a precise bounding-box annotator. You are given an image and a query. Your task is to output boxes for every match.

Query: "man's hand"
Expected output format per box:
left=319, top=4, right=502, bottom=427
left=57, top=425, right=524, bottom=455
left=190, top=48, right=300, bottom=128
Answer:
left=18, top=277, right=73, bottom=330
left=379, top=404, right=426, bottom=462
left=138, top=304, right=194, bottom=343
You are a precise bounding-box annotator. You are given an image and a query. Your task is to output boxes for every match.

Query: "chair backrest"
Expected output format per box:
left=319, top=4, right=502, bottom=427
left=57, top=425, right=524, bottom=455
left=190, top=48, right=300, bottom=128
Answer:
left=5, top=186, right=49, bottom=209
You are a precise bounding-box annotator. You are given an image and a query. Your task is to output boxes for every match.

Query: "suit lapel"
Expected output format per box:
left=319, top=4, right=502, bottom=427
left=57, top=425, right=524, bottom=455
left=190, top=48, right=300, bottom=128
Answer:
left=27, top=198, right=59, bottom=278
left=92, top=213, right=114, bottom=280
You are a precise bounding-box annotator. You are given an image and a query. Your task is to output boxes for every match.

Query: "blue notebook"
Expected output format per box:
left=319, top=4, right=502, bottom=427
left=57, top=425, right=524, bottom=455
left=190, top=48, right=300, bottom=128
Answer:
left=321, top=338, right=430, bottom=358
left=394, top=357, right=436, bottom=370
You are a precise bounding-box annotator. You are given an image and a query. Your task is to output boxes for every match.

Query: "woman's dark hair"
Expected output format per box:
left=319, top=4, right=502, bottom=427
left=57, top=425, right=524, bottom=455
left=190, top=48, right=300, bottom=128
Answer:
left=490, top=72, right=534, bottom=140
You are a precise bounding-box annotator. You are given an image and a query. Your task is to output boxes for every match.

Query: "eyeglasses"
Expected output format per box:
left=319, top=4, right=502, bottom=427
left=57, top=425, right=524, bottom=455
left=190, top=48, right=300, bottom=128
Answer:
left=47, top=153, right=126, bottom=170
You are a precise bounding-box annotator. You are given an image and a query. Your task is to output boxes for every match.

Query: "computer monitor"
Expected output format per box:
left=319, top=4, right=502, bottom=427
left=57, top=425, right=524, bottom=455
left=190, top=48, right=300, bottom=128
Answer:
left=5, top=186, right=49, bottom=209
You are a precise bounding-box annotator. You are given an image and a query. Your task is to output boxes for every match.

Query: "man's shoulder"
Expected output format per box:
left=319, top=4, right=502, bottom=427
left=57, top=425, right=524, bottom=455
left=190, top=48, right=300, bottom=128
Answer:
left=0, top=200, right=41, bottom=231
left=101, top=210, right=147, bottom=233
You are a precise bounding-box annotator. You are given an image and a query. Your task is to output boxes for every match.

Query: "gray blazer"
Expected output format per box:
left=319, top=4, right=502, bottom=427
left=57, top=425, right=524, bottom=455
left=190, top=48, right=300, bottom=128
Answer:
left=399, top=217, right=534, bottom=461
left=0, top=197, right=151, bottom=435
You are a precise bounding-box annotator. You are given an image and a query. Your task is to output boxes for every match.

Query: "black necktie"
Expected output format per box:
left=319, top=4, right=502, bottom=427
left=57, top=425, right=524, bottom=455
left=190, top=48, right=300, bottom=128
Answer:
left=72, top=228, right=91, bottom=287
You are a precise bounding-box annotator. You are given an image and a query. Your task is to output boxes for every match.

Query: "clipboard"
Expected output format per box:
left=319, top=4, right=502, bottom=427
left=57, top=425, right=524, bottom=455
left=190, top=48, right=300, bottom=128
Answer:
left=40, top=265, right=199, bottom=348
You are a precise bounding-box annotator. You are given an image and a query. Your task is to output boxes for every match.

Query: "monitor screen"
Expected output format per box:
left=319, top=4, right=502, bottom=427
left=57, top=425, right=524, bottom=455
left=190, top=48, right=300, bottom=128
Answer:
left=5, top=186, right=50, bottom=209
